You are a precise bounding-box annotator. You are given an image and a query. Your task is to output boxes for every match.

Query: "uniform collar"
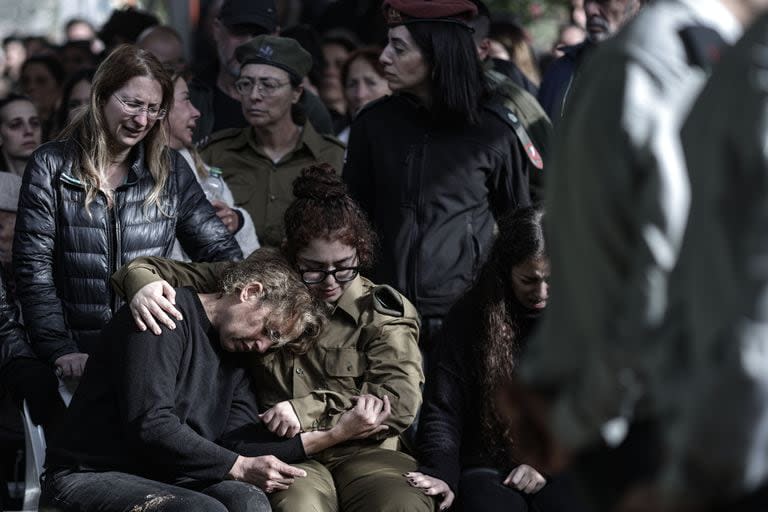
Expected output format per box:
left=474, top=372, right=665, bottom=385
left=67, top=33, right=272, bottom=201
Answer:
left=298, top=122, right=328, bottom=161
left=676, top=0, right=743, bottom=44
left=244, top=121, right=326, bottom=162
left=333, top=275, right=366, bottom=326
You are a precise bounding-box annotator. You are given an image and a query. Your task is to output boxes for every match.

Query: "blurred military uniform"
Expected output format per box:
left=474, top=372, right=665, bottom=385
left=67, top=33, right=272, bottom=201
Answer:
left=661, top=12, right=768, bottom=509
left=112, top=257, right=432, bottom=512
left=517, top=0, right=743, bottom=509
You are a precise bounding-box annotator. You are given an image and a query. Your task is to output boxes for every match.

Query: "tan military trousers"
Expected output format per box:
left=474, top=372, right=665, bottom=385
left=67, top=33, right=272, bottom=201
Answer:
left=269, top=447, right=435, bottom=512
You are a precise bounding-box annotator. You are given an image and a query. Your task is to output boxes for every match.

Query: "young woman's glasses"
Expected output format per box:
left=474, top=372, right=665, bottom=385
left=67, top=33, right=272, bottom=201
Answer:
left=234, top=77, right=290, bottom=97
left=299, top=266, right=360, bottom=285
left=113, top=95, right=166, bottom=120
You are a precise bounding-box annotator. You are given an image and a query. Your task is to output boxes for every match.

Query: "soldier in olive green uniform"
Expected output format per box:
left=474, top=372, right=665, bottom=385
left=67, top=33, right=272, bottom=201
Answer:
left=112, top=166, right=433, bottom=512
left=199, top=35, right=345, bottom=247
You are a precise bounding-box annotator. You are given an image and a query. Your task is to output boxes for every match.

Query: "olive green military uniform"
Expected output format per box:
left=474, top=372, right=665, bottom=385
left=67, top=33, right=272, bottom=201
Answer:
left=112, top=257, right=434, bottom=512
left=199, top=123, right=345, bottom=247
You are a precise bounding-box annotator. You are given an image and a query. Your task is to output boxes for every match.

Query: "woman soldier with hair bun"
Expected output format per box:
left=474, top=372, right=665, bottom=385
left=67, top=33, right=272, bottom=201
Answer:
left=112, top=164, right=433, bottom=512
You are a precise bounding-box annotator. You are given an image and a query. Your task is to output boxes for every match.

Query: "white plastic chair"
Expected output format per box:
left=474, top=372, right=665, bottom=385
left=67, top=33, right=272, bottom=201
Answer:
left=20, top=399, right=46, bottom=511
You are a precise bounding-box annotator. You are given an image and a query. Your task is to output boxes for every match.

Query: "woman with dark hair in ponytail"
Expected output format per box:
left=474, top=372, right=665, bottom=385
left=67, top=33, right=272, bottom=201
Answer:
left=343, top=0, right=534, bottom=349
left=112, top=164, right=432, bottom=512
left=408, top=207, right=582, bottom=512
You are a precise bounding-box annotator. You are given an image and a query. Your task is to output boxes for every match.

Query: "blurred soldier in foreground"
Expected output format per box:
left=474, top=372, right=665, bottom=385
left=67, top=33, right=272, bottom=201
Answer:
left=519, top=0, right=768, bottom=510
left=662, top=12, right=768, bottom=511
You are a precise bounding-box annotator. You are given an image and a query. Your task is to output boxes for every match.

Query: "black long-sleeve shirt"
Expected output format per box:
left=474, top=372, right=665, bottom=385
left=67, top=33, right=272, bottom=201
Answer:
left=46, top=288, right=305, bottom=485
left=416, top=285, right=539, bottom=492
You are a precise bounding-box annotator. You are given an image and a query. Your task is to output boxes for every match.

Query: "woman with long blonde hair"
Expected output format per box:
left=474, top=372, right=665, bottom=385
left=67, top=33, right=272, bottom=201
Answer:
left=13, top=44, right=241, bottom=383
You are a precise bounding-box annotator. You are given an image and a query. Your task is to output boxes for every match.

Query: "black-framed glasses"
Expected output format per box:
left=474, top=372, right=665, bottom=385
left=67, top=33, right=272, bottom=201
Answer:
left=299, top=266, right=360, bottom=285
left=113, top=95, right=167, bottom=120
left=234, top=77, right=290, bottom=97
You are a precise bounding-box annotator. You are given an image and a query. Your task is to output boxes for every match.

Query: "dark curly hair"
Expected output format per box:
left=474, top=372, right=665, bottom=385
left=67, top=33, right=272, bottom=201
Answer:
left=474, top=206, right=546, bottom=466
left=283, top=164, right=378, bottom=268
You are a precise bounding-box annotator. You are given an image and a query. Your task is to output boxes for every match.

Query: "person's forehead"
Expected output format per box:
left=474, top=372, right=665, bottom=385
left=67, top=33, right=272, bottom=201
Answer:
left=240, top=63, right=291, bottom=80
left=116, top=76, right=163, bottom=100
left=348, top=57, right=377, bottom=75
left=388, top=25, right=415, bottom=43
left=1, top=100, right=37, bottom=119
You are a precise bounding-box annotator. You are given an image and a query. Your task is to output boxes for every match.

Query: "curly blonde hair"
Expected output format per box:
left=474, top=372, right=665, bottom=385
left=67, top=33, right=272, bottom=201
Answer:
left=220, top=248, right=328, bottom=354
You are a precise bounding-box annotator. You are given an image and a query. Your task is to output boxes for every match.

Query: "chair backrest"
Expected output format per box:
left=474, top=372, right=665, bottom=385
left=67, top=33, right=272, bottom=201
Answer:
left=21, top=399, right=46, bottom=511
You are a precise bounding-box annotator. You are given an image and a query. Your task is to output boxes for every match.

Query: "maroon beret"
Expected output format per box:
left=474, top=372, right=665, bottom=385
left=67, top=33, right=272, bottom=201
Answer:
left=382, top=0, right=478, bottom=28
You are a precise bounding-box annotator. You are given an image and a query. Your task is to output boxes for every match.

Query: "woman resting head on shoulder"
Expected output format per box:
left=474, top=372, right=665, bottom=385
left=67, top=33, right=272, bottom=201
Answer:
left=115, top=163, right=432, bottom=510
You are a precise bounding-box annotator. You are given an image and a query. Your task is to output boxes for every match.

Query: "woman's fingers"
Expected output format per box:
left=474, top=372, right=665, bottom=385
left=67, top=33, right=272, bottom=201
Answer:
left=139, top=305, right=162, bottom=335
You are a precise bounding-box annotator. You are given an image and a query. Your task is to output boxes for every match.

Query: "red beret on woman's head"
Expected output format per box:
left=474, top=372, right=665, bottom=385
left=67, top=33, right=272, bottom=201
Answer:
left=383, top=0, right=478, bottom=28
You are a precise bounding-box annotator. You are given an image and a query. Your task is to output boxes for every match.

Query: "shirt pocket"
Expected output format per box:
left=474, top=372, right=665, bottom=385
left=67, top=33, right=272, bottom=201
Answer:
left=323, top=347, right=365, bottom=378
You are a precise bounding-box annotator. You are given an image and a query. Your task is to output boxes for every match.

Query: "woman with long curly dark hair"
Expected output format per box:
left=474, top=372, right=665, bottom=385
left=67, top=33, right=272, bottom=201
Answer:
left=408, top=207, right=582, bottom=512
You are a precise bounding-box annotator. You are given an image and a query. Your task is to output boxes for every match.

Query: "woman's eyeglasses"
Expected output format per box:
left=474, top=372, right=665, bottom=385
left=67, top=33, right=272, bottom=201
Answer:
left=299, top=266, right=360, bottom=285
left=113, top=95, right=166, bottom=120
left=234, top=77, right=290, bottom=97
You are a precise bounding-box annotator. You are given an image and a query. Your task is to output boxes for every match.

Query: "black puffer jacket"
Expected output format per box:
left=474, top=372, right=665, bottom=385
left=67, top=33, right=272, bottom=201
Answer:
left=0, top=272, right=34, bottom=380
left=13, top=140, right=243, bottom=364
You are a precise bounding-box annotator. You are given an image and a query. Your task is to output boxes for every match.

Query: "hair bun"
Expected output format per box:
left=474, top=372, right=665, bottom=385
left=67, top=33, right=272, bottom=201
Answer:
left=293, top=164, right=347, bottom=201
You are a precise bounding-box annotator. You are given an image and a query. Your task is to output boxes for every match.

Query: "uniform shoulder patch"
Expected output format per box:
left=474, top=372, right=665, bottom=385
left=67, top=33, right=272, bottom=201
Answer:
left=196, top=127, right=242, bottom=150
left=484, top=98, right=544, bottom=170
left=372, top=285, right=405, bottom=317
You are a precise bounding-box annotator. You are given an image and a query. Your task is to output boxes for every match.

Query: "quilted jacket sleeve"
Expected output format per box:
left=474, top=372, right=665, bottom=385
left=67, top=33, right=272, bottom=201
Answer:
left=13, top=145, right=78, bottom=364
left=0, top=272, right=36, bottom=379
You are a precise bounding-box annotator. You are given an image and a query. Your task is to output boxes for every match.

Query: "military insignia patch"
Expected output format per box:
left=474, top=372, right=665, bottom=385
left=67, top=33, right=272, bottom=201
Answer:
left=525, top=143, right=543, bottom=170
left=385, top=7, right=405, bottom=25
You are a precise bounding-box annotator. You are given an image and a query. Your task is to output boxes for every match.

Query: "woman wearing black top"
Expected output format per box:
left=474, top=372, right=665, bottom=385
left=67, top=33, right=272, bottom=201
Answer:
left=409, top=207, right=582, bottom=511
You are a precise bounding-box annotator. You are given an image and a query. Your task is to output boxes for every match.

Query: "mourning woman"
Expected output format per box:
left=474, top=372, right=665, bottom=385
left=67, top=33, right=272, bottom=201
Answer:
left=408, top=208, right=582, bottom=512
left=112, top=165, right=430, bottom=512
left=13, top=45, right=241, bottom=381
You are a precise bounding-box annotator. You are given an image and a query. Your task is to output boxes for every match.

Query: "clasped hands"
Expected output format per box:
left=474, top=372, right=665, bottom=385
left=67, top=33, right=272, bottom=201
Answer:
left=260, top=394, right=391, bottom=441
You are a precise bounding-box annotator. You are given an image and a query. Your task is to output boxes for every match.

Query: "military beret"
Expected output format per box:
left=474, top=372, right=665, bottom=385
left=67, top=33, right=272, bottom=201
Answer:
left=383, top=0, right=478, bottom=28
left=235, top=35, right=312, bottom=80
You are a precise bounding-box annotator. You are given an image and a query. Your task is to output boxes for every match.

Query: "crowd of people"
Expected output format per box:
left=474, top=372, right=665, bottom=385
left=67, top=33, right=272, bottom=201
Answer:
left=0, top=0, right=767, bottom=511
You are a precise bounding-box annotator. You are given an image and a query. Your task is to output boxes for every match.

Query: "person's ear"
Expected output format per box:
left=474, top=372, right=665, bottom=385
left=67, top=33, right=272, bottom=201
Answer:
left=240, top=282, right=264, bottom=303
left=477, top=37, right=492, bottom=61
left=292, top=83, right=304, bottom=104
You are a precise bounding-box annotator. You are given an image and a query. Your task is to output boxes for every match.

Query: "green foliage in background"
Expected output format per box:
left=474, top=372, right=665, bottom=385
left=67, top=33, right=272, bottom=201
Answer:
left=486, top=0, right=569, bottom=23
